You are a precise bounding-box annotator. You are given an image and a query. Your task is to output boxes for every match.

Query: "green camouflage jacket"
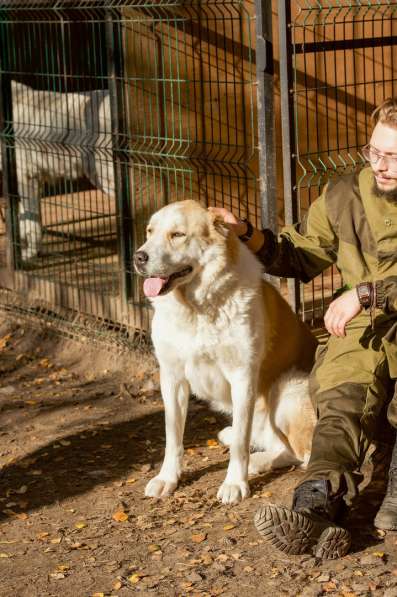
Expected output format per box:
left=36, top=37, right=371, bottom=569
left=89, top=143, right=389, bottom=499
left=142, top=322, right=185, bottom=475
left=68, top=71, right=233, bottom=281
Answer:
left=258, top=166, right=397, bottom=375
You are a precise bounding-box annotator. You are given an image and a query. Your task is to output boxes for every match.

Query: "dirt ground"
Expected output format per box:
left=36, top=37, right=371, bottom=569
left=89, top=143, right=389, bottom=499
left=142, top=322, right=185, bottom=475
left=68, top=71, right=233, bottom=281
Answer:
left=0, top=318, right=397, bottom=597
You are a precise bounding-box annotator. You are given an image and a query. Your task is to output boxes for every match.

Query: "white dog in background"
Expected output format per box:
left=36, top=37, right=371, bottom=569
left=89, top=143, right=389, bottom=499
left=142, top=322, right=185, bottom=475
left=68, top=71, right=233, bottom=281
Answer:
left=2, top=81, right=114, bottom=259
left=134, top=200, right=317, bottom=504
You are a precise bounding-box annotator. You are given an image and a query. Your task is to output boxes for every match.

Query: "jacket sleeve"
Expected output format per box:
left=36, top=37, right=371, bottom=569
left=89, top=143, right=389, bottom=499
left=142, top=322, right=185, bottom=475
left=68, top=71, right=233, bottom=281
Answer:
left=376, top=277, right=397, bottom=314
left=256, top=190, right=338, bottom=283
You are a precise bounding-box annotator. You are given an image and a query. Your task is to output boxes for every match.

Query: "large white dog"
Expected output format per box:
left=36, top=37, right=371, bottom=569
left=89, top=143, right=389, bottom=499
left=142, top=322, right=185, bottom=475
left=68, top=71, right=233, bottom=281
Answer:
left=2, top=81, right=114, bottom=259
left=134, top=200, right=317, bottom=504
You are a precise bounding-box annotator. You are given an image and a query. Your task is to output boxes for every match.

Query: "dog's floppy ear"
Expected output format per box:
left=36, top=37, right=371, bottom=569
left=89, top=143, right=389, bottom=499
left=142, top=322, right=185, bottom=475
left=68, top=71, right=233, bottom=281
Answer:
left=208, top=212, right=230, bottom=239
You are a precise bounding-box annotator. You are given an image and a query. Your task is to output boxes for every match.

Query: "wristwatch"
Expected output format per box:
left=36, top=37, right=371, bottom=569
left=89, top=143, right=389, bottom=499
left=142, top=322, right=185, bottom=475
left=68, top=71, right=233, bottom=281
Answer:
left=238, top=219, right=254, bottom=242
left=356, top=282, right=373, bottom=309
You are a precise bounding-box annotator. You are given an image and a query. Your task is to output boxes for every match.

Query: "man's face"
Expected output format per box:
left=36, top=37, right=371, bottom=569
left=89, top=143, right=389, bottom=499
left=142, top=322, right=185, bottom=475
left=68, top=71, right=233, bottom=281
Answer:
left=369, top=121, right=397, bottom=197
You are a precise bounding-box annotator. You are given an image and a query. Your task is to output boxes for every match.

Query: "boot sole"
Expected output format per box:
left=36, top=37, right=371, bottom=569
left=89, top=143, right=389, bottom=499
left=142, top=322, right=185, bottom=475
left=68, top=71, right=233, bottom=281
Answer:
left=315, top=526, right=351, bottom=559
left=254, top=505, right=316, bottom=555
left=254, top=505, right=351, bottom=559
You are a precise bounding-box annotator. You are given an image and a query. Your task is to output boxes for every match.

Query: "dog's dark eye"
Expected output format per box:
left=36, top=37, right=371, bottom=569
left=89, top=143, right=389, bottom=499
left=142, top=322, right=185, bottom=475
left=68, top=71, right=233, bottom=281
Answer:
left=171, top=232, right=186, bottom=239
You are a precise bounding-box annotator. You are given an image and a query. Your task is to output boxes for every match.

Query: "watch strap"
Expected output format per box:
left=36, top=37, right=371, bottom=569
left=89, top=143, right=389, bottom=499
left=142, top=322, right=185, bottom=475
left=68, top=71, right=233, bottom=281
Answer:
left=238, top=219, right=254, bottom=242
left=356, top=282, right=374, bottom=309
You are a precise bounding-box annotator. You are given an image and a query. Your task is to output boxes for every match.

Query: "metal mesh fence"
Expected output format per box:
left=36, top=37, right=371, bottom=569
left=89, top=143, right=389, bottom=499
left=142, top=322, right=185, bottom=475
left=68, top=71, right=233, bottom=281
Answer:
left=0, top=1, right=259, bottom=339
left=279, top=1, right=397, bottom=323
left=3, top=2, right=396, bottom=339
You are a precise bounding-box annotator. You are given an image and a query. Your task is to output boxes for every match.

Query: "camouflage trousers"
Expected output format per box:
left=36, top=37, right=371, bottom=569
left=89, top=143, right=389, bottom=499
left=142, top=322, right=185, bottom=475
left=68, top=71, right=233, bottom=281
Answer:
left=301, top=314, right=397, bottom=501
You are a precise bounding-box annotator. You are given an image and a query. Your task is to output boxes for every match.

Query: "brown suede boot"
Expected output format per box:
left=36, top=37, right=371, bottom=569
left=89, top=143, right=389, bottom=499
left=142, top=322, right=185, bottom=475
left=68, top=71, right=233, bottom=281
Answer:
left=375, top=436, right=397, bottom=530
left=254, top=479, right=351, bottom=559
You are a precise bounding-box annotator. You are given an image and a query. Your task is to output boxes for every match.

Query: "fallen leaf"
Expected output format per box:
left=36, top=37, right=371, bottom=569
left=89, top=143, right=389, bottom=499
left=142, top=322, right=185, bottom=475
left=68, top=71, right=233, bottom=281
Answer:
left=206, top=439, right=219, bottom=448
left=39, top=358, right=53, bottom=368
left=0, top=553, right=10, bottom=558
left=113, top=580, right=123, bottom=590
left=56, top=564, right=70, bottom=572
left=262, top=491, right=272, bottom=498
left=60, top=440, right=71, bottom=447
left=15, top=512, right=28, bottom=521
left=191, top=533, right=207, bottom=543
left=128, top=572, right=145, bottom=584
left=372, top=551, right=385, bottom=558
left=126, top=478, right=137, bottom=484
left=0, top=334, right=12, bottom=350
left=75, top=521, right=87, bottom=529
left=223, top=524, right=236, bottom=531
left=112, top=510, right=129, bottom=522
left=323, top=582, right=337, bottom=592
left=37, top=532, right=50, bottom=540
left=148, top=544, right=161, bottom=552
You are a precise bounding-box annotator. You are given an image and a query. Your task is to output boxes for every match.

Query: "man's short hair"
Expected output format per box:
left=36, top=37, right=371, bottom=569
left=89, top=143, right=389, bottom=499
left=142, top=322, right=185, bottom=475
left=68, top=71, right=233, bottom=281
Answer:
left=372, top=98, right=397, bottom=128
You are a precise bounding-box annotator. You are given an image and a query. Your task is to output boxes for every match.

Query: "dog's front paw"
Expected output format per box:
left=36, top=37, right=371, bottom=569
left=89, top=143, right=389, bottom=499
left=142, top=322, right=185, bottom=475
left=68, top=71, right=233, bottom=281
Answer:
left=217, top=481, right=250, bottom=504
left=145, top=476, right=178, bottom=498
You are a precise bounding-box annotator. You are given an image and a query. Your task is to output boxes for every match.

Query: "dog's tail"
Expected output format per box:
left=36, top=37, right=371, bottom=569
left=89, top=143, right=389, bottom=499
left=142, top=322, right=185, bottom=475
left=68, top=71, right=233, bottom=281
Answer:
left=268, top=369, right=315, bottom=463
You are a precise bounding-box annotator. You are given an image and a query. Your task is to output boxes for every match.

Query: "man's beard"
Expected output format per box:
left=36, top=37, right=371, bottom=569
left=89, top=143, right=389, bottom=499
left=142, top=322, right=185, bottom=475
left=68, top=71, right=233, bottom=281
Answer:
left=372, top=180, right=397, bottom=203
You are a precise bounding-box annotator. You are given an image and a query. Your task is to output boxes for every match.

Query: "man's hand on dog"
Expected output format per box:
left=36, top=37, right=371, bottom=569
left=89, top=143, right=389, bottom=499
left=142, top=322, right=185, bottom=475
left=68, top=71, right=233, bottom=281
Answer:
left=208, top=206, right=248, bottom=236
left=209, top=207, right=363, bottom=338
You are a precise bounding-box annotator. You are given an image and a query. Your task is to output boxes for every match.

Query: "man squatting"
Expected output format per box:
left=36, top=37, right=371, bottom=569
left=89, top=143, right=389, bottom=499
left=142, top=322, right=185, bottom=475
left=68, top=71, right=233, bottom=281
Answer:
left=211, top=98, right=397, bottom=559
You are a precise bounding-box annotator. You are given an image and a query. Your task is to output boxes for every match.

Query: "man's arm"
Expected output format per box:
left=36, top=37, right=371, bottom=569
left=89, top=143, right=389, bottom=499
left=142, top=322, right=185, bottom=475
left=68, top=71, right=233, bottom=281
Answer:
left=210, top=190, right=338, bottom=283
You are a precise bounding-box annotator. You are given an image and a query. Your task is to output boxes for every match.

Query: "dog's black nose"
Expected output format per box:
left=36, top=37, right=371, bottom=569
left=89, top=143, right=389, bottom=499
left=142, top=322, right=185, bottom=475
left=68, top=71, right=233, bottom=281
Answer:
left=134, top=250, right=149, bottom=266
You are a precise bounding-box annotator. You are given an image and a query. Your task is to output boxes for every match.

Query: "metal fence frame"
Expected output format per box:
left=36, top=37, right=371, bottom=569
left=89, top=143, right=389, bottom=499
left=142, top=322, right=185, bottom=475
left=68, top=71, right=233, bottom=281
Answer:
left=0, top=1, right=276, bottom=342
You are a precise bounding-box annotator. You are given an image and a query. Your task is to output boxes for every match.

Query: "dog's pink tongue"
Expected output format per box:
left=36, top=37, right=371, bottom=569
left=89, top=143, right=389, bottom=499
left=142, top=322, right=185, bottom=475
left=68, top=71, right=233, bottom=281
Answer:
left=143, top=277, right=168, bottom=298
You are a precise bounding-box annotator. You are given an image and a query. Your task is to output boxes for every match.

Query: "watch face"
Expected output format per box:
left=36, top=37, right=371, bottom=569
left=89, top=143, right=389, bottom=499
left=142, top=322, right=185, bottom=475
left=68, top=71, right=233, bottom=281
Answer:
left=357, top=284, right=371, bottom=307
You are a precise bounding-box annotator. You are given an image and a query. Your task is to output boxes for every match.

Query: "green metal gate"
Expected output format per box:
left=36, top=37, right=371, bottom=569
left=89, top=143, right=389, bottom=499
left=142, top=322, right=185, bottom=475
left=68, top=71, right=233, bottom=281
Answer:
left=278, top=1, right=397, bottom=323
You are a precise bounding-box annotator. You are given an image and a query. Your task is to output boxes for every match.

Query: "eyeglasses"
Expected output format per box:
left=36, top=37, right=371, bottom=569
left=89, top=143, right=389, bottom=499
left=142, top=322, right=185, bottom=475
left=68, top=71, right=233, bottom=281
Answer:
left=362, top=144, right=397, bottom=171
